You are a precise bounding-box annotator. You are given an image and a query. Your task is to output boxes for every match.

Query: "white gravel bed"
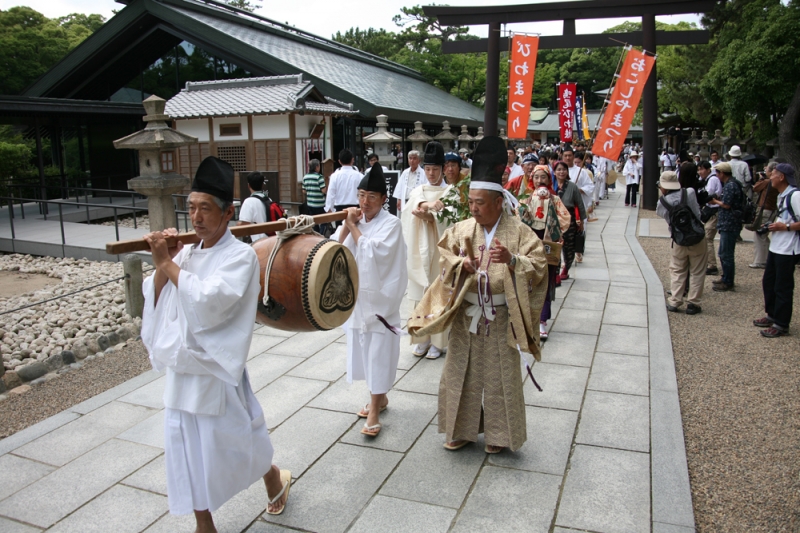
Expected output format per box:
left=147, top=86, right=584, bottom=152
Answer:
left=97, top=214, right=150, bottom=230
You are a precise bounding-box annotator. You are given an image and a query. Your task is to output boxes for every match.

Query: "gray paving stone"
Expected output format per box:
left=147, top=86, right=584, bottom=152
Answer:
left=569, top=267, right=610, bottom=281
left=576, top=390, right=650, bottom=452
left=652, top=389, right=695, bottom=529
left=653, top=522, right=696, bottom=533
left=246, top=521, right=303, bottom=532
left=606, top=252, right=636, bottom=264
left=254, top=376, right=329, bottom=430
left=264, top=443, right=402, bottom=533
left=560, top=289, right=607, bottom=311
left=393, top=354, right=445, bottom=396
left=69, top=370, right=163, bottom=415
left=524, top=363, right=589, bottom=411
left=0, top=410, right=80, bottom=457
left=349, top=495, right=456, bottom=533
left=307, top=375, right=370, bottom=413
left=246, top=354, right=304, bottom=393
left=0, top=517, right=41, bottom=533
left=287, top=342, right=347, bottom=382
left=397, top=340, right=424, bottom=370
left=253, top=324, right=296, bottom=338
left=117, top=375, right=166, bottom=409
left=268, top=329, right=343, bottom=358
left=13, top=401, right=156, bottom=467
left=488, top=406, right=577, bottom=475
left=122, top=454, right=167, bottom=495
left=589, top=352, right=649, bottom=396
left=47, top=484, right=167, bottom=533
left=607, top=284, right=647, bottom=305
left=0, top=454, right=56, bottom=501
left=452, top=466, right=561, bottom=533
left=551, top=308, right=603, bottom=335
left=568, top=279, right=608, bottom=294
left=270, top=407, right=356, bottom=477
left=248, top=335, right=289, bottom=360
left=556, top=445, right=650, bottom=533
left=117, top=409, right=165, bottom=449
left=380, top=425, right=484, bottom=508
left=540, top=332, right=596, bottom=367
left=609, top=264, right=645, bottom=284
left=649, top=290, right=679, bottom=393
left=0, top=439, right=161, bottom=529
left=597, top=324, right=649, bottom=356
left=341, top=390, right=438, bottom=452
left=603, top=302, right=648, bottom=328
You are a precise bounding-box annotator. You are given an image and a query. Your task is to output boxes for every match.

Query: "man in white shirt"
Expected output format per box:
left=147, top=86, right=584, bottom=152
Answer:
left=393, top=150, right=424, bottom=212
left=325, top=149, right=362, bottom=215
left=507, top=148, right=524, bottom=180
left=710, top=150, right=721, bottom=168
left=459, top=148, right=473, bottom=168
left=237, top=171, right=268, bottom=242
left=698, top=161, right=721, bottom=275
left=141, top=157, right=290, bottom=531
left=728, top=145, right=752, bottom=195
left=754, top=163, right=800, bottom=338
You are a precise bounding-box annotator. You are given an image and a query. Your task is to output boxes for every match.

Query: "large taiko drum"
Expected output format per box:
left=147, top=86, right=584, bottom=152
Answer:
left=253, top=234, right=359, bottom=332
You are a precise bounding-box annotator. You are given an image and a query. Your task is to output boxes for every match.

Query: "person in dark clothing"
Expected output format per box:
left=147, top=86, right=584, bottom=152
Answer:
left=708, top=162, right=743, bottom=291
left=554, top=161, right=586, bottom=280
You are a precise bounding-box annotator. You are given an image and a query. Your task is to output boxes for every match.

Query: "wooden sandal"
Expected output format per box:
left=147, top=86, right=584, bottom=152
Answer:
left=266, top=470, right=291, bottom=516
left=361, top=423, right=382, bottom=437
left=356, top=402, right=388, bottom=418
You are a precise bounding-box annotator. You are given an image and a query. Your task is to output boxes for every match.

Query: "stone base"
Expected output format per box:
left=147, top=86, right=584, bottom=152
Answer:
left=127, top=175, right=190, bottom=232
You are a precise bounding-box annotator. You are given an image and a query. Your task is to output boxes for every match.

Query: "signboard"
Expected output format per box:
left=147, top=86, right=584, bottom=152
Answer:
left=506, top=34, right=540, bottom=139
left=558, top=82, right=576, bottom=143
left=383, top=170, right=399, bottom=216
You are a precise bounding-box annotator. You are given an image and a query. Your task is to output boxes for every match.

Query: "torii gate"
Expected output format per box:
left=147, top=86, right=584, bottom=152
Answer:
left=423, top=0, right=713, bottom=210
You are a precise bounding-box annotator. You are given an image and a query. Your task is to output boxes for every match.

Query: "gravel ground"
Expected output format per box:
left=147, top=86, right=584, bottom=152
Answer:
left=638, top=235, right=800, bottom=532
left=0, top=340, right=151, bottom=439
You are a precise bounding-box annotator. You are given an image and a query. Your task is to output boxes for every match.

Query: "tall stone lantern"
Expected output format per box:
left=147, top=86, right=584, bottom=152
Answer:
left=710, top=129, right=725, bottom=157
left=457, top=125, right=475, bottom=153
left=114, top=95, right=197, bottom=231
left=363, top=114, right=401, bottom=168
left=697, top=131, right=710, bottom=161
left=434, top=120, right=457, bottom=152
left=407, top=121, right=433, bottom=154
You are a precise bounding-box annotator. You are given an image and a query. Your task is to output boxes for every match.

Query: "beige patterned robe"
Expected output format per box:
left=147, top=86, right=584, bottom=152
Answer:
left=407, top=213, right=547, bottom=450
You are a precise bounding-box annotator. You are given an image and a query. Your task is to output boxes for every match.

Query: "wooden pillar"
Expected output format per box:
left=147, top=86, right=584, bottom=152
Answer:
left=288, top=113, right=298, bottom=202
left=484, top=21, right=501, bottom=136
left=642, top=14, right=659, bottom=210
left=34, top=118, right=47, bottom=213
left=246, top=115, right=255, bottom=170
left=207, top=117, right=216, bottom=157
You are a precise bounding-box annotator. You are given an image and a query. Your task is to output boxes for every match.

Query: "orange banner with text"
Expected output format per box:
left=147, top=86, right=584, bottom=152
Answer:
left=506, top=34, right=539, bottom=139
left=592, top=48, right=655, bottom=161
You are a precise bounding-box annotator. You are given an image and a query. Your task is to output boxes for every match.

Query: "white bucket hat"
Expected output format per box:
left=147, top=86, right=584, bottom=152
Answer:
left=728, top=145, right=742, bottom=157
left=630, top=151, right=639, bottom=157
left=659, top=171, right=680, bottom=190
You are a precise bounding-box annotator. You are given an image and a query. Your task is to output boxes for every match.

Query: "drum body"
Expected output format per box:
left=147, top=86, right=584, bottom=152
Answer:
left=253, top=234, right=359, bottom=332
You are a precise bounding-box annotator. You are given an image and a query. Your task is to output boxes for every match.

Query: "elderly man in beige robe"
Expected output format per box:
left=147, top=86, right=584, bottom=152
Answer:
left=402, top=141, right=451, bottom=359
left=408, top=136, right=548, bottom=454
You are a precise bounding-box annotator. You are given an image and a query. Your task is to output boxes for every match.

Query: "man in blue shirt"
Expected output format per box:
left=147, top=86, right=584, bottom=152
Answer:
left=708, top=162, right=743, bottom=291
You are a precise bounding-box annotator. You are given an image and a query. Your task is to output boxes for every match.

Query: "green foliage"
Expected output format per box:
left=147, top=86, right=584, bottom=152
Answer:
left=0, top=141, right=31, bottom=180
left=435, top=176, right=472, bottom=225
left=0, top=7, right=105, bottom=95
left=333, top=27, right=403, bottom=58
left=223, top=0, right=262, bottom=12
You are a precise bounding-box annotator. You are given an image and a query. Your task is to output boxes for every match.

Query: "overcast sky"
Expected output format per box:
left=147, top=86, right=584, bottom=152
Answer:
left=3, top=0, right=702, bottom=38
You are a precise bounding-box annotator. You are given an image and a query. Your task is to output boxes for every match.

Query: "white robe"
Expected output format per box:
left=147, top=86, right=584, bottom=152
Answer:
left=570, top=165, right=595, bottom=212
left=336, top=209, right=407, bottom=394
left=401, top=183, right=450, bottom=349
left=624, top=158, right=641, bottom=185
left=141, top=230, right=273, bottom=515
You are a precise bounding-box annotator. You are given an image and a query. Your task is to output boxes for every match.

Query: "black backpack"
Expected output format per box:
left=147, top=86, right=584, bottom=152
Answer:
left=731, top=179, right=756, bottom=225
left=659, top=189, right=705, bottom=247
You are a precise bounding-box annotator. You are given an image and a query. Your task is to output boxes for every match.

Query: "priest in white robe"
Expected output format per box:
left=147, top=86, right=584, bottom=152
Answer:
left=141, top=157, right=290, bottom=533
left=401, top=141, right=450, bottom=359
left=335, top=162, right=407, bottom=437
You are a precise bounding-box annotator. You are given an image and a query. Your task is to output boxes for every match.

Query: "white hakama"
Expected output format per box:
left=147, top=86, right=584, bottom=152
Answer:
left=336, top=209, right=407, bottom=393
left=141, top=230, right=273, bottom=515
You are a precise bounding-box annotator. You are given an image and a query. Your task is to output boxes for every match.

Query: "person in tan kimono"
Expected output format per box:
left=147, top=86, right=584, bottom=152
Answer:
left=407, top=136, right=548, bottom=454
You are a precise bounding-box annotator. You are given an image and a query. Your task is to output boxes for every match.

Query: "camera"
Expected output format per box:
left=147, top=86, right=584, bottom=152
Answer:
left=755, top=223, right=771, bottom=236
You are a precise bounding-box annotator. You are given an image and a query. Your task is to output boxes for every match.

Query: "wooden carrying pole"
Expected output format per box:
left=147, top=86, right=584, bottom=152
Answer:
left=106, top=211, right=348, bottom=255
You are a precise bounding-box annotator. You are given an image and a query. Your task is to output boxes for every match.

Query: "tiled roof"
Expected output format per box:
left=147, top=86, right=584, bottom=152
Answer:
left=164, top=74, right=356, bottom=118
left=529, top=110, right=643, bottom=133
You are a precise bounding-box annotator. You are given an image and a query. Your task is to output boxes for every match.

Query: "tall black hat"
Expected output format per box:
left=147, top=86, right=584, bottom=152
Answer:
left=358, top=162, right=387, bottom=195
left=191, top=156, right=234, bottom=203
left=423, top=141, right=445, bottom=166
left=470, top=136, right=507, bottom=184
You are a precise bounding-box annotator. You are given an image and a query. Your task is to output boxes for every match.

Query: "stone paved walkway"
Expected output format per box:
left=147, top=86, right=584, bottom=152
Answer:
left=0, top=186, right=695, bottom=533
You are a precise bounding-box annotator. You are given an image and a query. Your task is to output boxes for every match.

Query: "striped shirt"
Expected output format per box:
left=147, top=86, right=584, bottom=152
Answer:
left=303, top=173, right=326, bottom=208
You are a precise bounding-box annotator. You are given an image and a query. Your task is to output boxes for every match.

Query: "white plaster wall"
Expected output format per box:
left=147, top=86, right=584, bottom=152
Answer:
left=212, top=116, right=248, bottom=141
left=294, top=115, right=324, bottom=139
left=176, top=119, right=209, bottom=142
left=252, top=115, right=289, bottom=139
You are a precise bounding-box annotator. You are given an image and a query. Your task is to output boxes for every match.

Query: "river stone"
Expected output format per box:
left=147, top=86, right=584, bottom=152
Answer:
left=45, top=353, right=64, bottom=372
left=74, top=344, right=88, bottom=359
left=61, top=350, right=76, bottom=365
left=0, top=362, right=4, bottom=378
left=116, top=327, right=130, bottom=341
left=106, top=331, right=120, bottom=345
left=16, top=362, right=47, bottom=382
left=2, top=371, right=21, bottom=390
left=86, top=337, right=100, bottom=354
left=0, top=379, right=5, bottom=394
left=97, top=335, right=110, bottom=351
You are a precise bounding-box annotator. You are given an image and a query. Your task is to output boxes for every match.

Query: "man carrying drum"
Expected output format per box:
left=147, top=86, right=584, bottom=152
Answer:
left=335, top=163, right=408, bottom=437
left=140, top=156, right=290, bottom=532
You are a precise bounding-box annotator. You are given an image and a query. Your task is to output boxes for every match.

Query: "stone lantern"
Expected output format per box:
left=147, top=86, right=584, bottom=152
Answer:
left=723, top=127, right=739, bottom=154
left=697, top=131, right=710, bottom=161
left=362, top=114, right=401, bottom=168
left=114, top=95, right=197, bottom=231
left=457, top=125, right=475, bottom=153
left=434, top=120, right=457, bottom=152
left=407, top=121, right=432, bottom=154
left=710, top=129, right=725, bottom=157
left=474, top=126, right=485, bottom=143
left=499, top=128, right=508, bottom=147
left=686, top=129, right=700, bottom=154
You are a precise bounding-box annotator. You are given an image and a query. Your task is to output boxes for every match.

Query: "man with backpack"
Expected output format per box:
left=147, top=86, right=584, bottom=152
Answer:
left=754, top=163, right=800, bottom=338
left=238, top=171, right=285, bottom=242
left=657, top=171, right=707, bottom=315
left=708, top=162, right=744, bottom=291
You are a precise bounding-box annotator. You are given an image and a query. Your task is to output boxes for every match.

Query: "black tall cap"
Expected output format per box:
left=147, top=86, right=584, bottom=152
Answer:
left=191, top=156, right=234, bottom=204
left=423, top=141, right=445, bottom=166
left=358, top=162, right=387, bottom=195
left=470, top=136, right=507, bottom=184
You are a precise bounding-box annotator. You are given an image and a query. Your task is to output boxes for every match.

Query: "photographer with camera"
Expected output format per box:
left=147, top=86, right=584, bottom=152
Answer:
left=748, top=162, right=779, bottom=269
left=753, top=163, right=800, bottom=338
left=698, top=162, right=721, bottom=275
left=708, top=162, right=744, bottom=291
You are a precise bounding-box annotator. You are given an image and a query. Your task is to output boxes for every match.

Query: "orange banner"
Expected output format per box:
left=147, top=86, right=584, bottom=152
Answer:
left=592, top=48, right=655, bottom=161
left=507, top=34, right=539, bottom=139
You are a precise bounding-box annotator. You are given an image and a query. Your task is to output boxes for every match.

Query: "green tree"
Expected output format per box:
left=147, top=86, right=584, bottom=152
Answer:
left=332, top=27, right=402, bottom=58
left=223, top=0, right=262, bottom=12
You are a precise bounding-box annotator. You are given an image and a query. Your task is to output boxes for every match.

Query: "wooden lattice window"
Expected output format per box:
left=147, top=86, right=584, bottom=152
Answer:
left=219, top=123, right=242, bottom=136
left=217, top=145, right=247, bottom=172
left=161, top=151, right=174, bottom=172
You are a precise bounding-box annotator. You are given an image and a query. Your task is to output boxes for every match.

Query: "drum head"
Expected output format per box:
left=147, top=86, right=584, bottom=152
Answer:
left=304, top=240, right=359, bottom=330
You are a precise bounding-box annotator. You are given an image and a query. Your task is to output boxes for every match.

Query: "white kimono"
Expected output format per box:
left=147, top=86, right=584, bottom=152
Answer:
left=570, top=165, right=595, bottom=213
left=624, top=158, right=641, bottom=185
left=401, top=183, right=450, bottom=349
left=141, top=230, right=273, bottom=515
left=336, top=209, right=407, bottom=394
